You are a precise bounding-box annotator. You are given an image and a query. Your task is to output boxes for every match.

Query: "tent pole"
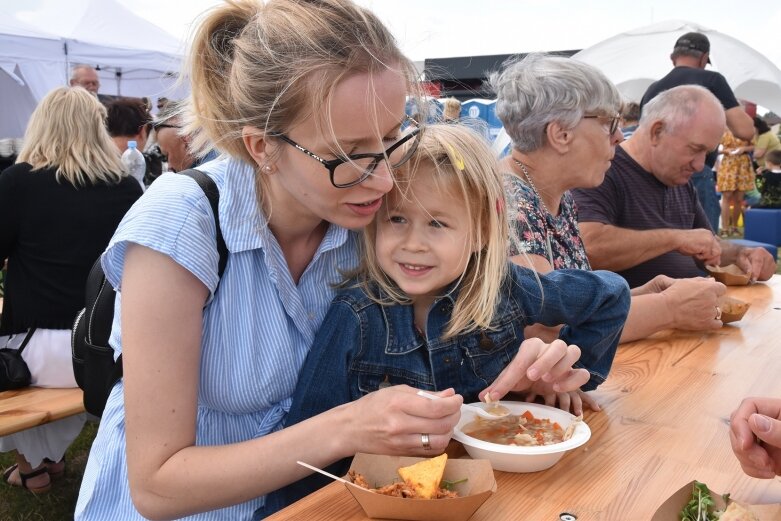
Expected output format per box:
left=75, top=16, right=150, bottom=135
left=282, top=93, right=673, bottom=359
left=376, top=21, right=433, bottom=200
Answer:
left=63, top=41, right=69, bottom=86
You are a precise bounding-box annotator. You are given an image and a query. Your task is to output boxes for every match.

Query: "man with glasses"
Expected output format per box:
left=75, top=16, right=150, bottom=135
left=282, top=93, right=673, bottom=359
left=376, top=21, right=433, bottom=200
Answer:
left=574, top=85, right=775, bottom=288
left=639, top=32, right=754, bottom=233
left=153, top=107, right=218, bottom=174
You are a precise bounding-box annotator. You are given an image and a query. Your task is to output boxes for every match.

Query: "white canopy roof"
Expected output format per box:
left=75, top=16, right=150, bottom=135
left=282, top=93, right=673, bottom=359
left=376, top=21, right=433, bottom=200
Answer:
left=0, top=0, right=187, bottom=139
left=573, top=19, right=781, bottom=115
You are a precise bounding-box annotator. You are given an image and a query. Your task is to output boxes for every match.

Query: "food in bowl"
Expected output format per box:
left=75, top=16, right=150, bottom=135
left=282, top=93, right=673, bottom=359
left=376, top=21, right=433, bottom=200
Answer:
left=460, top=410, right=580, bottom=447
left=453, top=401, right=591, bottom=473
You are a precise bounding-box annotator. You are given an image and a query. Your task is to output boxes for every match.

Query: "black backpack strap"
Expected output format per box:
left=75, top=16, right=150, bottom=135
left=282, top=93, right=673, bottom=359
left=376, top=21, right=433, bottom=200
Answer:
left=178, top=169, right=228, bottom=279
left=109, top=171, right=225, bottom=395
left=16, top=327, right=37, bottom=355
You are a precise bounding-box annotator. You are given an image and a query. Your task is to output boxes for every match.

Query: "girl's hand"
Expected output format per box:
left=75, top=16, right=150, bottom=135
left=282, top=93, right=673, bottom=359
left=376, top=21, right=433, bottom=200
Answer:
left=522, top=387, right=600, bottom=416
left=342, top=385, right=462, bottom=457
left=480, top=338, right=590, bottom=403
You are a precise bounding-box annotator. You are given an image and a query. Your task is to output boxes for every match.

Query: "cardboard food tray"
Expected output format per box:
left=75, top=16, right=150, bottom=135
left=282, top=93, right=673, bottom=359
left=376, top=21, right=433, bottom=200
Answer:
left=652, top=481, right=781, bottom=520
left=344, top=453, right=496, bottom=521
left=707, top=264, right=751, bottom=286
left=718, top=295, right=751, bottom=323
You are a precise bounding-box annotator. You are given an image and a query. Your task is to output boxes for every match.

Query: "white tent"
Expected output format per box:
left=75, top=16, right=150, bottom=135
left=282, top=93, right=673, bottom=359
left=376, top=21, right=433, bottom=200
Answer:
left=0, top=0, right=187, bottom=139
left=573, top=19, right=781, bottom=115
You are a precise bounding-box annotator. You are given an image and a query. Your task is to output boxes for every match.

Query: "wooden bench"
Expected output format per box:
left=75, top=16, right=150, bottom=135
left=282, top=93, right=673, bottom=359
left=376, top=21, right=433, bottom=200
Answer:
left=0, top=299, right=86, bottom=436
left=0, top=387, right=85, bottom=436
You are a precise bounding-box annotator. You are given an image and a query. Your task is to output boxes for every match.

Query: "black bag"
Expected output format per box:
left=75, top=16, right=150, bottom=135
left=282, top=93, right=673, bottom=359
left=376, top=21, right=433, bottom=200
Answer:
left=71, top=169, right=228, bottom=416
left=0, top=328, right=36, bottom=391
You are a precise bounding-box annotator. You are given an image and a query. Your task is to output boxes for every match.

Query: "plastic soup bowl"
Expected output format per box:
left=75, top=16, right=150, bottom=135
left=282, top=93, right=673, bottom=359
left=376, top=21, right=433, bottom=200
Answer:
left=453, top=402, right=591, bottom=473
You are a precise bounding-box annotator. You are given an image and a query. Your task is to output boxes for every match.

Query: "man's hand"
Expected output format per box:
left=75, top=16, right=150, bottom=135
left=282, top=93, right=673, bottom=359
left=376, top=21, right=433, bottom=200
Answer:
left=735, top=247, right=776, bottom=282
left=676, top=229, right=721, bottom=265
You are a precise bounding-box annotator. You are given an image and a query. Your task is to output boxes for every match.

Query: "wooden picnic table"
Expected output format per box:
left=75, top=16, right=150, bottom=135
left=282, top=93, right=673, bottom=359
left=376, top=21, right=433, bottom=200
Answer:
left=266, top=276, right=781, bottom=521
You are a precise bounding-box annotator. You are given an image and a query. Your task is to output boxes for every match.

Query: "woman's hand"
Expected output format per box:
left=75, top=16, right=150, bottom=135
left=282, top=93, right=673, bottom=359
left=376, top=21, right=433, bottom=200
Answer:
left=521, top=387, right=600, bottom=416
left=480, top=338, right=590, bottom=403
left=730, top=396, right=781, bottom=478
left=342, top=385, right=462, bottom=457
left=659, top=277, right=726, bottom=331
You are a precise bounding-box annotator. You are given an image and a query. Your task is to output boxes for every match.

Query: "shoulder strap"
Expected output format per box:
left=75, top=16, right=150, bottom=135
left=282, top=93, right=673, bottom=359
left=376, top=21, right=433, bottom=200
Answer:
left=178, top=169, right=228, bottom=279
left=16, top=327, right=37, bottom=355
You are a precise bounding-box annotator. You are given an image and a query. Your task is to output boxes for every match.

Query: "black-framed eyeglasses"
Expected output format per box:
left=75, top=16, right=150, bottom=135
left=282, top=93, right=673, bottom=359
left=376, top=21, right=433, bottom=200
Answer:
left=153, top=123, right=181, bottom=131
left=269, top=117, right=422, bottom=188
left=583, top=114, right=621, bottom=135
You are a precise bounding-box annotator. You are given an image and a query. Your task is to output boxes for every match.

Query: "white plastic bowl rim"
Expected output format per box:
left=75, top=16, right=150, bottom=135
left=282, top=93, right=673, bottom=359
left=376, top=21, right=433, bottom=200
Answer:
left=453, top=401, right=591, bottom=455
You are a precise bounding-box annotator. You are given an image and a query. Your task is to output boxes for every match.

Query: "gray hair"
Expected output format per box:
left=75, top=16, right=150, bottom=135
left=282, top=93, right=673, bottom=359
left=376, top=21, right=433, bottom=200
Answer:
left=69, top=64, right=95, bottom=81
left=489, top=53, right=622, bottom=153
left=639, top=85, right=724, bottom=134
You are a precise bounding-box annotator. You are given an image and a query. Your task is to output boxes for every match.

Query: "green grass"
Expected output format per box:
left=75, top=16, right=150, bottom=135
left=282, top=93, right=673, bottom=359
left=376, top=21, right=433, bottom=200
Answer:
left=0, top=422, right=97, bottom=521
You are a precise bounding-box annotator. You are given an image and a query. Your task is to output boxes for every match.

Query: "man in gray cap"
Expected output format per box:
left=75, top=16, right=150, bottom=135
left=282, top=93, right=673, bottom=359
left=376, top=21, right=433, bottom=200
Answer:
left=639, top=32, right=754, bottom=232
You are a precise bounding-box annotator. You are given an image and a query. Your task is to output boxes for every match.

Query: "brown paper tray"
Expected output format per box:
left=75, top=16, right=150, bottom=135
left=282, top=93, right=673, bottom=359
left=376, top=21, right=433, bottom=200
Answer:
left=707, top=264, right=751, bottom=285
left=344, top=453, right=496, bottom=521
left=652, top=481, right=781, bottom=520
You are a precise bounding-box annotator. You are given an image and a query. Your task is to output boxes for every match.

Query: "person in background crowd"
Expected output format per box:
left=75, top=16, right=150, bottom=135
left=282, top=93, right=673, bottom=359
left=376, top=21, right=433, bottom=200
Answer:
left=106, top=98, right=162, bottom=185
left=156, top=97, right=171, bottom=113
left=755, top=149, right=781, bottom=208
left=0, top=87, right=141, bottom=494
left=620, top=101, right=640, bottom=139
left=69, top=64, right=100, bottom=97
left=574, top=85, right=775, bottom=288
left=153, top=107, right=218, bottom=173
left=717, top=129, right=755, bottom=237
left=441, top=97, right=462, bottom=122
left=752, top=116, right=781, bottom=171
left=493, top=54, right=727, bottom=347
left=641, top=32, right=755, bottom=233
left=106, top=98, right=152, bottom=153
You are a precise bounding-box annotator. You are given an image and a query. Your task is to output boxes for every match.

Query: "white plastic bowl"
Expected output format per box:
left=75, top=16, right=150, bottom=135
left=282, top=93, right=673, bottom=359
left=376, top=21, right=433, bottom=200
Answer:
left=452, top=401, right=591, bottom=473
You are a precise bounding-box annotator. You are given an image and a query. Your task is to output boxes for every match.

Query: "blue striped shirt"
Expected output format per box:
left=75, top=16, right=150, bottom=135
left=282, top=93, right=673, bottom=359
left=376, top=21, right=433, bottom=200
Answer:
left=75, top=156, right=359, bottom=520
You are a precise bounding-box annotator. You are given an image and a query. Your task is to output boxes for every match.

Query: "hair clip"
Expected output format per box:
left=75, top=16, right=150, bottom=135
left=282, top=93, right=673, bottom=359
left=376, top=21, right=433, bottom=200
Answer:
left=446, top=144, right=465, bottom=171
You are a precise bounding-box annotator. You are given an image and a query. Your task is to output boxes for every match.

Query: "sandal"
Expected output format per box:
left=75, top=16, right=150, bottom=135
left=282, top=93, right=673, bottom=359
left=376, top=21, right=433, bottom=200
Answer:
left=43, top=458, right=65, bottom=481
left=3, top=464, right=51, bottom=494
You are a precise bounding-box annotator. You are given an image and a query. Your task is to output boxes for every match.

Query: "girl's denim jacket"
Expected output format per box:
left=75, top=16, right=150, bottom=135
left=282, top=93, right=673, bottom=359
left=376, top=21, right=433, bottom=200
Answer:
left=291, top=264, right=628, bottom=415
left=258, top=265, right=629, bottom=517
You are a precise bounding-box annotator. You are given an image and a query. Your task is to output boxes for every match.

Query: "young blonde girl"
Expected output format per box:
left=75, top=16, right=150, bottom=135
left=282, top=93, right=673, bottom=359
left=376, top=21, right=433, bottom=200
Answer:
left=276, top=123, right=631, bottom=505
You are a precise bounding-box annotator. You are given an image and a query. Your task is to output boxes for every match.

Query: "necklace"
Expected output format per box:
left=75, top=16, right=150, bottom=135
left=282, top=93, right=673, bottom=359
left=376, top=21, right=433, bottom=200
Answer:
left=512, top=158, right=551, bottom=216
left=512, top=157, right=555, bottom=265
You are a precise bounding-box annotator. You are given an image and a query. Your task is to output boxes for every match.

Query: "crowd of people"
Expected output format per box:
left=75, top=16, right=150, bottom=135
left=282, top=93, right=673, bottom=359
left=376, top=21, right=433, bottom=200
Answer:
left=1, top=1, right=780, bottom=519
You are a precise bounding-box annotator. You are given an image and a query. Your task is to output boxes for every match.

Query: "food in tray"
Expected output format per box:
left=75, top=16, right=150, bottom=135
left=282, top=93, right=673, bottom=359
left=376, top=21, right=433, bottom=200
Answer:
left=718, top=296, right=751, bottom=323
left=460, top=410, right=581, bottom=447
left=348, top=453, right=463, bottom=499
left=680, top=481, right=759, bottom=521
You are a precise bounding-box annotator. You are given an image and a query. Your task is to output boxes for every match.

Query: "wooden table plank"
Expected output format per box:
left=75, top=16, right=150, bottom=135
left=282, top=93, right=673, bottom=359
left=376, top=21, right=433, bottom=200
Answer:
left=0, top=387, right=85, bottom=436
left=266, top=276, right=781, bottom=521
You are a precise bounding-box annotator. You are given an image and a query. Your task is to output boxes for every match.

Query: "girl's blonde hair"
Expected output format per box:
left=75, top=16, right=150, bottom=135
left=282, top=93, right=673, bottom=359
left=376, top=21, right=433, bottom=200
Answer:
left=360, top=124, right=508, bottom=338
left=17, top=87, right=125, bottom=186
left=184, top=0, right=420, bottom=169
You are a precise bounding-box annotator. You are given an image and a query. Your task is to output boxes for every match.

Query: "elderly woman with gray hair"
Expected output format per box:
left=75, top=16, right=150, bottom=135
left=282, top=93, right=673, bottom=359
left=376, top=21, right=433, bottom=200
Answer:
left=492, top=54, right=726, bottom=374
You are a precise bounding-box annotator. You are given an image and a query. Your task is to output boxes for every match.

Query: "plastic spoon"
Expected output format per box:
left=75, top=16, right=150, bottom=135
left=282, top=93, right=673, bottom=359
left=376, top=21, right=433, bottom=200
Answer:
left=416, top=390, right=510, bottom=419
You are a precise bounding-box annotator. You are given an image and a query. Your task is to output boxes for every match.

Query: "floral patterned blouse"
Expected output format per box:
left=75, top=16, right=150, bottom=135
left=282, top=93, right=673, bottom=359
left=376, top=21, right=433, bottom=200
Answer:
left=503, top=173, right=591, bottom=270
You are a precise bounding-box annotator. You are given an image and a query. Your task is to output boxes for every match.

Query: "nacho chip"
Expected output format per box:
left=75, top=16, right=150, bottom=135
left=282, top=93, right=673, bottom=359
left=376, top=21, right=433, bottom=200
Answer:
left=397, top=453, right=448, bottom=499
left=720, top=501, right=760, bottom=521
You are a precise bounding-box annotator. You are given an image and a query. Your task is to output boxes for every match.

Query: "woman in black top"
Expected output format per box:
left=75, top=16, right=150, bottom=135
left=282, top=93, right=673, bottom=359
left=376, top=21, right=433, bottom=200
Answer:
left=0, top=86, right=142, bottom=492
